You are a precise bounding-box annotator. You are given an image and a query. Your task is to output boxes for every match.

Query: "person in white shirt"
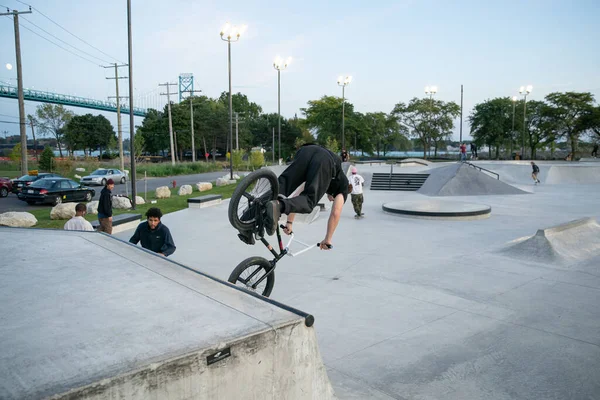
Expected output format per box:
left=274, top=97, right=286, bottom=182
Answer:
left=349, top=166, right=365, bottom=219
left=64, top=203, right=94, bottom=231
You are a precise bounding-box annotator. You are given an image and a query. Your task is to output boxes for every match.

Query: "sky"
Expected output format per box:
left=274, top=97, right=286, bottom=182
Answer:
left=1, top=0, right=599, bottom=142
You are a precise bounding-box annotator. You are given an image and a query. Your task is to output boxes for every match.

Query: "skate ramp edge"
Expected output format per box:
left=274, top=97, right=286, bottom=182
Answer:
left=498, top=217, right=600, bottom=264
left=51, top=320, right=335, bottom=400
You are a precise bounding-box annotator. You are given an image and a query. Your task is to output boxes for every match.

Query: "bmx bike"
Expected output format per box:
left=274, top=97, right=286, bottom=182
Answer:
left=227, top=169, right=330, bottom=297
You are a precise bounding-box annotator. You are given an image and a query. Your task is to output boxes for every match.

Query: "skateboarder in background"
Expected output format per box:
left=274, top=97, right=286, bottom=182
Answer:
left=470, top=143, right=478, bottom=160
left=531, top=161, right=541, bottom=184
left=592, top=143, right=599, bottom=158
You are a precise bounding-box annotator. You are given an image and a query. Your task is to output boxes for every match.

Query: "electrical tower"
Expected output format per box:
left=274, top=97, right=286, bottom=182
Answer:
left=179, top=73, right=194, bottom=102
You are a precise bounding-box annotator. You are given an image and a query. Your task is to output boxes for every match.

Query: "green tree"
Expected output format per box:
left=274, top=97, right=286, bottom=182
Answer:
left=392, top=98, right=458, bottom=159
left=9, top=143, right=21, bottom=162
left=64, top=114, right=116, bottom=156
left=302, top=95, right=353, bottom=146
left=35, top=104, right=73, bottom=157
left=138, top=108, right=170, bottom=156
left=39, top=146, right=55, bottom=171
left=545, top=92, right=596, bottom=158
left=468, top=97, right=514, bottom=159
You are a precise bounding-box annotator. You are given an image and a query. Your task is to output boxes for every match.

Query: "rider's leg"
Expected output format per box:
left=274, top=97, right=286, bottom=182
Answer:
left=357, top=193, right=364, bottom=216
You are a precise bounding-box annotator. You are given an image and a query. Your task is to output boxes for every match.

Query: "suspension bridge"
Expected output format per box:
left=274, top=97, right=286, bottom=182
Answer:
left=0, top=84, right=148, bottom=117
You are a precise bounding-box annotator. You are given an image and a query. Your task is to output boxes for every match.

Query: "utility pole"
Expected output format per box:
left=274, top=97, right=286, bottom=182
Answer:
left=272, top=127, right=275, bottom=164
left=29, top=117, right=37, bottom=161
left=2, top=7, right=32, bottom=176
left=235, top=112, right=239, bottom=150
left=104, top=63, right=128, bottom=172
left=459, top=84, right=463, bottom=143
left=159, top=82, right=177, bottom=165
left=183, top=89, right=202, bottom=162
left=126, top=0, right=137, bottom=208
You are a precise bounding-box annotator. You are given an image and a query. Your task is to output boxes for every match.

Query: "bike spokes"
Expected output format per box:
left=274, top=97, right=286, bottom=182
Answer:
left=235, top=265, right=269, bottom=293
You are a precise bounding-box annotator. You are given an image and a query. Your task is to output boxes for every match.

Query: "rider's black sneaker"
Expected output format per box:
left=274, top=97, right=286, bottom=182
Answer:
left=237, top=231, right=256, bottom=245
left=265, top=200, right=280, bottom=236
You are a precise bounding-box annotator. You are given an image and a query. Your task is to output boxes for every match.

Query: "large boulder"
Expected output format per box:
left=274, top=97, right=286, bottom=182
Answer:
left=222, top=173, right=240, bottom=180
left=87, top=201, right=99, bottom=215
left=178, top=184, right=193, bottom=196
left=155, top=186, right=171, bottom=199
left=0, top=211, right=37, bottom=227
left=216, top=178, right=236, bottom=187
left=135, top=196, right=145, bottom=205
left=196, top=182, right=213, bottom=192
left=50, top=203, right=77, bottom=220
left=112, top=196, right=132, bottom=209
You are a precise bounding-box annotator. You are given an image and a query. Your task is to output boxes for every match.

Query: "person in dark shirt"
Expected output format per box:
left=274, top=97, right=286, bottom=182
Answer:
left=530, top=161, right=541, bottom=184
left=265, top=143, right=349, bottom=250
left=340, top=148, right=349, bottom=162
left=129, top=207, right=176, bottom=256
left=97, top=179, right=114, bottom=234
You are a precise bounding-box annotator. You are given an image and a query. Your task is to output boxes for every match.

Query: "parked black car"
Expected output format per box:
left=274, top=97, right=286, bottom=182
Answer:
left=11, top=173, right=62, bottom=194
left=17, top=178, right=95, bottom=206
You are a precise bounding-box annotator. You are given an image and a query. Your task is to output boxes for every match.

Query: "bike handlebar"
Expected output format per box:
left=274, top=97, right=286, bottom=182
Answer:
left=280, top=224, right=332, bottom=250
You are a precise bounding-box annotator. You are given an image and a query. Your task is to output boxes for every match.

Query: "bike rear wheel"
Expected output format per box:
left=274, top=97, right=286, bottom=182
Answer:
left=228, top=256, right=275, bottom=297
left=228, top=169, right=279, bottom=232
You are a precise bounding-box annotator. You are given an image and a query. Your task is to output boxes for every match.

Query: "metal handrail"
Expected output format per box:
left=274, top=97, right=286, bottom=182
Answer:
left=463, top=162, right=499, bottom=180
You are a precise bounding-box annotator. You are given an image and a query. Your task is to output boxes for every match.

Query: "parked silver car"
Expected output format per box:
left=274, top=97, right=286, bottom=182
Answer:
left=80, top=168, right=127, bottom=186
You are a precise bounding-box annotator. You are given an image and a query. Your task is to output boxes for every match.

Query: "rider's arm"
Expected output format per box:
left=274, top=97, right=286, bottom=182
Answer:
left=323, top=193, right=344, bottom=244
left=283, top=212, right=296, bottom=234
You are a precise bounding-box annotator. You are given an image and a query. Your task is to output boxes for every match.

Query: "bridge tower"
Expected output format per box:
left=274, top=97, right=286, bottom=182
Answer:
left=179, top=73, right=194, bottom=102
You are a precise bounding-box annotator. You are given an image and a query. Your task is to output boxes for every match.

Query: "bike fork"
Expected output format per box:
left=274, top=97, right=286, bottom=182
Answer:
left=248, top=229, right=287, bottom=289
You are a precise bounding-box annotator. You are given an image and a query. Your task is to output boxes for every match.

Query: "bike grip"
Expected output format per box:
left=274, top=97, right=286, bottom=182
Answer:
left=317, top=243, right=333, bottom=249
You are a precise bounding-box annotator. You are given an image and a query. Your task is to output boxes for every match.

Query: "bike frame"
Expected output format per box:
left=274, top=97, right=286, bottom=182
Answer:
left=241, top=225, right=317, bottom=290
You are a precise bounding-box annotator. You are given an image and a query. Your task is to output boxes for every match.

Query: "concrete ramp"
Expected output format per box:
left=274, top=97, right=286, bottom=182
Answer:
left=0, top=228, right=335, bottom=400
left=499, top=218, right=600, bottom=264
left=545, top=165, right=600, bottom=184
left=418, top=163, right=527, bottom=196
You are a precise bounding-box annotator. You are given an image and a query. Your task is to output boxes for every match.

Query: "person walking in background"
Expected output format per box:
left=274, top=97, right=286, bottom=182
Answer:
left=341, top=148, right=350, bottom=162
left=531, top=161, right=541, bottom=184
left=592, top=143, right=599, bottom=158
left=64, top=203, right=94, bottom=231
left=129, top=207, right=176, bottom=257
left=460, top=143, right=467, bottom=161
left=470, top=142, right=478, bottom=160
left=97, top=178, right=114, bottom=234
left=349, top=166, right=365, bottom=219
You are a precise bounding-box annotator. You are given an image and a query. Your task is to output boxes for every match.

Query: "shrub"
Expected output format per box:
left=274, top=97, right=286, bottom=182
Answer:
left=55, top=158, right=74, bottom=176
left=9, top=143, right=21, bottom=162
left=231, top=150, right=245, bottom=170
left=39, top=146, right=55, bottom=171
left=324, top=137, right=339, bottom=154
left=249, top=151, right=265, bottom=170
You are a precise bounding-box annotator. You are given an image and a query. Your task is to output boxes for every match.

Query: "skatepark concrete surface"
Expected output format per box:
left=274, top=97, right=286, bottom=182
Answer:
left=3, top=160, right=600, bottom=399
left=0, top=229, right=335, bottom=400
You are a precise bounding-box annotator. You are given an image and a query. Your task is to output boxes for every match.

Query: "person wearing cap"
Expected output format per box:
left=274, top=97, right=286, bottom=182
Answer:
left=97, top=178, right=115, bottom=234
left=349, top=166, right=365, bottom=219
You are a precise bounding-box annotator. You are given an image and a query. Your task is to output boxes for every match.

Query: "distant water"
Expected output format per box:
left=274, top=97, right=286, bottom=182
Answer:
left=53, top=150, right=129, bottom=157
left=351, top=150, right=459, bottom=158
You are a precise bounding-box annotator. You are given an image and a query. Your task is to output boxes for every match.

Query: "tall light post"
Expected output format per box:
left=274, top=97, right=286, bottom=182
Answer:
left=519, top=85, right=532, bottom=159
left=511, top=96, right=517, bottom=157
left=337, top=75, right=352, bottom=150
left=424, top=86, right=437, bottom=158
left=273, top=56, right=291, bottom=164
left=220, top=22, right=246, bottom=180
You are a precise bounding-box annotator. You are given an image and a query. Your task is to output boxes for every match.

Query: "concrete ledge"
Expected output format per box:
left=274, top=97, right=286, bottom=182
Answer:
left=188, top=194, right=223, bottom=209
left=382, top=200, right=491, bottom=220
left=92, top=213, right=141, bottom=233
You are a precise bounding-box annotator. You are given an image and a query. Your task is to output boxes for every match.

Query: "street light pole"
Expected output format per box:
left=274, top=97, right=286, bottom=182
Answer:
left=221, top=22, right=245, bottom=180
left=337, top=75, right=352, bottom=150
left=511, top=96, right=517, bottom=157
left=273, top=57, right=290, bottom=164
left=424, top=86, right=438, bottom=159
left=519, top=85, right=532, bottom=159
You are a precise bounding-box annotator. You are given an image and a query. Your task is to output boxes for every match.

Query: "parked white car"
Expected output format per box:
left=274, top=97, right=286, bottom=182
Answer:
left=80, top=168, right=127, bottom=186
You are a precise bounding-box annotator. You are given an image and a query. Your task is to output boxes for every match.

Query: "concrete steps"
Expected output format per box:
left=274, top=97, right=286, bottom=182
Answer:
left=370, top=173, right=429, bottom=191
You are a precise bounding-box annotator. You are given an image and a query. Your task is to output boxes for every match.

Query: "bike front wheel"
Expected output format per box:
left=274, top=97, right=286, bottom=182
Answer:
left=228, top=169, right=279, bottom=232
left=228, top=256, right=275, bottom=297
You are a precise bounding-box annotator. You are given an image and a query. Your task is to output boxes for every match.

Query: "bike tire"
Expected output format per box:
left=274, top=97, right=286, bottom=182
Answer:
left=228, top=169, right=279, bottom=232
left=228, top=256, right=275, bottom=297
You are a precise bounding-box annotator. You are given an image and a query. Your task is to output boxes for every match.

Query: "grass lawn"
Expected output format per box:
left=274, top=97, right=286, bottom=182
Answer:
left=28, top=182, right=239, bottom=229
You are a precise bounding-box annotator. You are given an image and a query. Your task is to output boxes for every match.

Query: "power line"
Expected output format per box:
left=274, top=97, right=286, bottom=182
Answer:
left=20, top=16, right=113, bottom=65
left=7, top=17, right=102, bottom=66
left=16, top=0, right=126, bottom=64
